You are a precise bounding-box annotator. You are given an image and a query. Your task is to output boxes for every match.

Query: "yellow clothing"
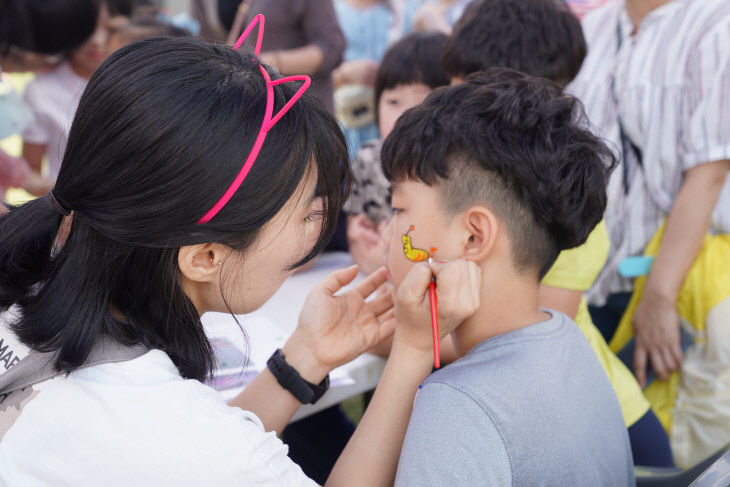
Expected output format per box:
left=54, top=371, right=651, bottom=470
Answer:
left=609, top=224, right=730, bottom=467
left=543, top=221, right=650, bottom=427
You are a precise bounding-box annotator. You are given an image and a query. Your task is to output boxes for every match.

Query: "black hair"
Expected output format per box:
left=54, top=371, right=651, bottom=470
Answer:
left=0, top=36, right=348, bottom=381
left=0, top=0, right=100, bottom=55
left=441, top=0, right=586, bottom=87
left=382, top=68, right=615, bottom=277
left=374, top=31, right=450, bottom=121
left=106, top=0, right=136, bottom=16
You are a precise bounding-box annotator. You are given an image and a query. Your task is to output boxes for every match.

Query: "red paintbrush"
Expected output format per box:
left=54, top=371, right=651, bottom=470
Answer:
left=428, top=249, right=440, bottom=369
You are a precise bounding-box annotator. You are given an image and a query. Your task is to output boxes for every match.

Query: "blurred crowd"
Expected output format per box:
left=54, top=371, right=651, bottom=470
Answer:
left=1, top=0, right=728, bottom=483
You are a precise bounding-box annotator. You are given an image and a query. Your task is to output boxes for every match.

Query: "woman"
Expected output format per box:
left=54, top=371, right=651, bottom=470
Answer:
left=0, top=29, right=479, bottom=485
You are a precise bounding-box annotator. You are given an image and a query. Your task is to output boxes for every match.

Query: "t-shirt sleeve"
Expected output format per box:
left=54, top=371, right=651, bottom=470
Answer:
left=21, top=80, right=51, bottom=145
left=395, top=382, right=512, bottom=486
left=542, top=220, right=609, bottom=292
left=679, top=19, right=730, bottom=169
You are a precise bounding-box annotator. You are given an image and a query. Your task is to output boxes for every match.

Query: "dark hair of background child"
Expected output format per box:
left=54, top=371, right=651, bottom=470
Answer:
left=0, top=0, right=100, bottom=55
left=441, top=0, right=586, bottom=87
left=382, top=68, right=616, bottom=277
left=0, top=36, right=349, bottom=381
left=374, top=31, right=451, bottom=122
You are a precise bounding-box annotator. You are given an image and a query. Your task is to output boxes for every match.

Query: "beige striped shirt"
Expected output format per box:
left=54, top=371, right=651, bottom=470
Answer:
left=568, top=0, right=730, bottom=305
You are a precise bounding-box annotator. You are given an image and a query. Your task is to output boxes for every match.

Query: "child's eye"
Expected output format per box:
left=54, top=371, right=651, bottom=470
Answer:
left=305, top=210, right=325, bottom=223
left=386, top=98, right=400, bottom=106
left=391, top=207, right=403, bottom=215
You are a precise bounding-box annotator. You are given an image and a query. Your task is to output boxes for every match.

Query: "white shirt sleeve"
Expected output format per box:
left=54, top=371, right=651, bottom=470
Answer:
left=395, top=382, right=512, bottom=486
left=21, top=80, right=51, bottom=145
left=680, top=18, right=730, bottom=169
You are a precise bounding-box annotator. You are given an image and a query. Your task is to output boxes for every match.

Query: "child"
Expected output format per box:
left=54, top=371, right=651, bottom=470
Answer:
left=345, top=31, right=450, bottom=274
left=441, top=0, right=673, bottom=466
left=20, top=1, right=110, bottom=189
left=385, top=69, right=634, bottom=484
left=333, top=0, right=421, bottom=162
left=0, top=29, right=477, bottom=485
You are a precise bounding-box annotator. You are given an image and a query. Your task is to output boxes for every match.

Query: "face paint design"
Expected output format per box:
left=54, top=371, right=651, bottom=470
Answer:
left=401, top=225, right=437, bottom=262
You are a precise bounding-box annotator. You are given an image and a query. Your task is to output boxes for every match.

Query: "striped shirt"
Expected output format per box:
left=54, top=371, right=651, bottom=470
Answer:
left=568, top=0, right=730, bottom=306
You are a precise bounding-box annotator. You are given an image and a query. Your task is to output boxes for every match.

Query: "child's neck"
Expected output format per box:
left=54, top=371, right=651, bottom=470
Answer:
left=69, top=59, right=94, bottom=81
left=451, top=262, right=550, bottom=357
left=625, top=0, right=673, bottom=31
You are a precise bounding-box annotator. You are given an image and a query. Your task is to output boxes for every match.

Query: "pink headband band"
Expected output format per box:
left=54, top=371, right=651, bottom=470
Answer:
left=197, top=14, right=312, bottom=224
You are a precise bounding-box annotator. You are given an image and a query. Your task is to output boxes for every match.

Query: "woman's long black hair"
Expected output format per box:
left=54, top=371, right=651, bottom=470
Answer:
left=0, top=36, right=349, bottom=381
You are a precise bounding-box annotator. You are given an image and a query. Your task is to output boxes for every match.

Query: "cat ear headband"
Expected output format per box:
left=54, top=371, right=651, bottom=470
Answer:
left=197, top=14, right=311, bottom=224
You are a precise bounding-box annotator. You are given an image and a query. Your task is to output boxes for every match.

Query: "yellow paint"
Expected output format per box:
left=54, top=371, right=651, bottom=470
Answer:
left=402, top=225, right=436, bottom=262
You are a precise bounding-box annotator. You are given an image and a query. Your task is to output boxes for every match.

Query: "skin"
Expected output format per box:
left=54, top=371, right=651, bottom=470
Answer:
left=259, top=46, right=324, bottom=77
left=384, top=179, right=547, bottom=357
left=178, top=167, right=481, bottom=486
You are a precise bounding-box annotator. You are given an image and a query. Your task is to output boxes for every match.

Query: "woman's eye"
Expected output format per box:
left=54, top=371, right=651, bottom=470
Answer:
left=305, top=210, right=325, bottom=223
left=391, top=207, right=404, bottom=215
left=386, top=98, right=400, bottom=106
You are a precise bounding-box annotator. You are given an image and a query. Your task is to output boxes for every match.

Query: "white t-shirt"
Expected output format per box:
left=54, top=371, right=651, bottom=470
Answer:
left=22, top=61, right=87, bottom=180
left=0, top=349, right=316, bottom=486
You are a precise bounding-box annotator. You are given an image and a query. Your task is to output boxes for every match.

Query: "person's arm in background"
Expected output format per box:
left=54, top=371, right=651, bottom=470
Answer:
left=20, top=142, right=48, bottom=195
left=260, top=0, right=345, bottom=77
left=633, top=160, right=729, bottom=386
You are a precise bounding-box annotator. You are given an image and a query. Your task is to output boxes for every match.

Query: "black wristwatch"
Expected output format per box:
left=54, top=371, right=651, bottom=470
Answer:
left=266, top=349, right=330, bottom=404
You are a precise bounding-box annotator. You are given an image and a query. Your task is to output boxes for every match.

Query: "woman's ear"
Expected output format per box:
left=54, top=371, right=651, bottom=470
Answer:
left=177, top=243, right=228, bottom=283
left=462, top=206, right=499, bottom=262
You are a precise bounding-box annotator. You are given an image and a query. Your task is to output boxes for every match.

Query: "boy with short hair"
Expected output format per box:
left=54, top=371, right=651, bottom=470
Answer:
left=384, top=69, right=634, bottom=485
left=440, top=0, right=673, bottom=467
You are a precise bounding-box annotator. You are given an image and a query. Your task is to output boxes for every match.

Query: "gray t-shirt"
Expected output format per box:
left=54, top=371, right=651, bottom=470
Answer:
left=396, top=311, right=634, bottom=486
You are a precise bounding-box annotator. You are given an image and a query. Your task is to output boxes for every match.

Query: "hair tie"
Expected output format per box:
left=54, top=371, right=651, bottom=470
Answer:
left=47, top=189, right=72, bottom=216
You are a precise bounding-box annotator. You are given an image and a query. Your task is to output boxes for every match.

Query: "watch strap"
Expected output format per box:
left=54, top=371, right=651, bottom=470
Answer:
left=266, top=349, right=329, bottom=404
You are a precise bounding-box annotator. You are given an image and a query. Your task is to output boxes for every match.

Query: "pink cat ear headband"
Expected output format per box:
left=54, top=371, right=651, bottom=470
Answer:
left=197, top=14, right=312, bottom=224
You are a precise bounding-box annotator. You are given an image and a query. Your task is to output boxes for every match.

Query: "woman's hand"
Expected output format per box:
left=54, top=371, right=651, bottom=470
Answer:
left=283, top=265, right=394, bottom=383
left=394, top=259, right=481, bottom=354
left=632, top=288, right=683, bottom=387
left=333, top=59, right=379, bottom=88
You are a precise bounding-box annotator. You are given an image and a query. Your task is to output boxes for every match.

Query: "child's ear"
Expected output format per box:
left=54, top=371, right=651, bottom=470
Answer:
left=462, top=206, right=498, bottom=262
left=178, top=243, right=228, bottom=284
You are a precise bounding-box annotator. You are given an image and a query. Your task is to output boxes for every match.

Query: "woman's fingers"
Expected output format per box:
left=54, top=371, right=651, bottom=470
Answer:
left=368, top=286, right=394, bottom=317
left=319, top=265, right=360, bottom=296
left=352, top=266, right=389, bottom=299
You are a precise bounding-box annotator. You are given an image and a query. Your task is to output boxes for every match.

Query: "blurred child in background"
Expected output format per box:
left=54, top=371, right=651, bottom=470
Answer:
left=345, top=31, right=449, bottom=275
left=20, top=2, right=113, bottom=190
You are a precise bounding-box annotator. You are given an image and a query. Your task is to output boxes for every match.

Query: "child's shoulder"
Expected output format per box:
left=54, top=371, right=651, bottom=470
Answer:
left=24, top=63, right=75, bottom=102
left=425, top=311, right=595, bottom=394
